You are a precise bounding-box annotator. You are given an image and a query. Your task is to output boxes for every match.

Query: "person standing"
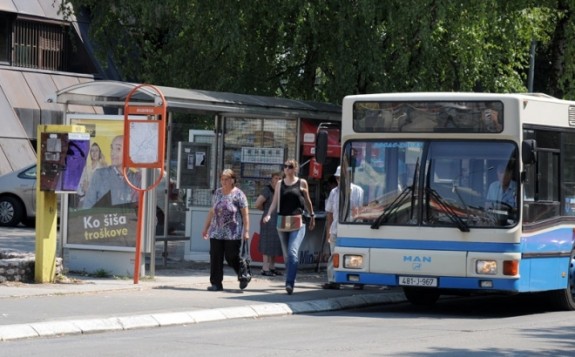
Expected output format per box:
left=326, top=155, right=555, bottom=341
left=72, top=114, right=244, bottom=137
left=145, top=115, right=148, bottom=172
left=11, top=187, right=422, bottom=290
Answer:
left=202, top=169, right=251, bottom=291
left=263, top=159, right=315, bottom=295
left=323, top=166, right=364, bottom=290
left=255, top=172, right=283, bottom=276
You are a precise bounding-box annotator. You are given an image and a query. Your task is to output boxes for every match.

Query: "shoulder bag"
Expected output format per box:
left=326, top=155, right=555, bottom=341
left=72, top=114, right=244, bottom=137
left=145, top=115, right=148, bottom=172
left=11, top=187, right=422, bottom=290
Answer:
left=276, top=214, right=303, bottom=232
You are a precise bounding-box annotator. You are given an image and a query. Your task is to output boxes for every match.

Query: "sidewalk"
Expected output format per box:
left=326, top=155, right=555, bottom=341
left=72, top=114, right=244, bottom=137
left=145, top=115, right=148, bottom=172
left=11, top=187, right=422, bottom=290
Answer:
left=0, top=227, right=406, bottom=341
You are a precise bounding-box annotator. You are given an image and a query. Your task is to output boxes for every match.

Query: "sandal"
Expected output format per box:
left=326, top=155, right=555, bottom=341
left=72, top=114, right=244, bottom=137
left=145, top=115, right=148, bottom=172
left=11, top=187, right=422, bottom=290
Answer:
left=261, top=270, right=274, bottom=276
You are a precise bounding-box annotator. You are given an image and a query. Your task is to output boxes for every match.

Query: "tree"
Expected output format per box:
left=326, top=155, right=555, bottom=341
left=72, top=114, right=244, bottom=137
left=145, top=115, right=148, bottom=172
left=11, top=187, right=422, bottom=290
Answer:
left=64, top=0, right=572, bottom=102
left=538, top=0, right=575, bottom=98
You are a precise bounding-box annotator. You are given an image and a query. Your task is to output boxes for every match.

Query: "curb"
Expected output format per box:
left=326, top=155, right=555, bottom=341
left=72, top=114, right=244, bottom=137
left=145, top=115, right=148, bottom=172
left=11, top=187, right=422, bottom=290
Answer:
left=0, top=292, right=406, bottom=341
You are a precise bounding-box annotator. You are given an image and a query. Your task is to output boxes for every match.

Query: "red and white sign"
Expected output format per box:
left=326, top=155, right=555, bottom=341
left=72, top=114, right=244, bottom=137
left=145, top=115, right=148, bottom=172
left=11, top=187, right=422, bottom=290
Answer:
left=309, top=158, right=323, bottom=179
left=301, top=120, right=341, bottom=158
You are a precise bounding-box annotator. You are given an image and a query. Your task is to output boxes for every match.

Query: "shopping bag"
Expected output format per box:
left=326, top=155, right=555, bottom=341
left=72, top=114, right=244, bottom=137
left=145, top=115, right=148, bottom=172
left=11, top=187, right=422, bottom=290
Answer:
left=238, top=240, right=252, bottom=283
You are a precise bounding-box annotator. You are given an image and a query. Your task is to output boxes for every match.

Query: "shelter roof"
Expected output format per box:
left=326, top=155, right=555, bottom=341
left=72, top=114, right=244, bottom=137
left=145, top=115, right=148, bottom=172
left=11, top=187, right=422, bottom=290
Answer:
left=55, top=80, right=341, bottom=121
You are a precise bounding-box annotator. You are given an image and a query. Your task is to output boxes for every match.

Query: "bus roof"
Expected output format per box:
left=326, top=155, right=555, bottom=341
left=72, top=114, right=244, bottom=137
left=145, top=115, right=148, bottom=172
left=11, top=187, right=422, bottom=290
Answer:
left=343, top=92, right=571, bottom=103
left=342, top=92, right=575, bottom=134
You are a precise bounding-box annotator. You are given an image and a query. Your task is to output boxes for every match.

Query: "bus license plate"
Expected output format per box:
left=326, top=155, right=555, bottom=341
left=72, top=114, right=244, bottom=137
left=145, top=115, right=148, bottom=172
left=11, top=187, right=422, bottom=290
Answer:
left=399, top=276, right=437, bottom=287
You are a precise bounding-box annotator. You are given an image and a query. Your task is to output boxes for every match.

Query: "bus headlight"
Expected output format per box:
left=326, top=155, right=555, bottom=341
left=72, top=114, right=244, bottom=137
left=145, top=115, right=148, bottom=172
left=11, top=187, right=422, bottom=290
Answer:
left=476, top=260, right=497, bottom=275
left=344, top=255, right=364, bottom=269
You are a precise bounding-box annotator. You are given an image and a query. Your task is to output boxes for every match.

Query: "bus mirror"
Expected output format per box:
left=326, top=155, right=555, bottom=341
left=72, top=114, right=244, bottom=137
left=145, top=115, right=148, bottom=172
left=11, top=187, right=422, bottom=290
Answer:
left=522, top=139, right=537, bottom=165
left=315, top=129, right=328, bottom=165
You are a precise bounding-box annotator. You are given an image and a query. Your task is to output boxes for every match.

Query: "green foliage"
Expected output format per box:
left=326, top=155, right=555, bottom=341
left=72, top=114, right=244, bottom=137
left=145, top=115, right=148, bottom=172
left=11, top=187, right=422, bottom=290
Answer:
left=63, top=0, right=573, bottom=102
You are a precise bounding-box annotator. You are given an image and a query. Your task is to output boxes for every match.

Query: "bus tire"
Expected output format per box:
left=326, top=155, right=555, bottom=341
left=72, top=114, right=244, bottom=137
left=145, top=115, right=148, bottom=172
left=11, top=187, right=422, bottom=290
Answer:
left=548, top=249, right=575, bottom=311
left=403, top=287, right=440, bottom=306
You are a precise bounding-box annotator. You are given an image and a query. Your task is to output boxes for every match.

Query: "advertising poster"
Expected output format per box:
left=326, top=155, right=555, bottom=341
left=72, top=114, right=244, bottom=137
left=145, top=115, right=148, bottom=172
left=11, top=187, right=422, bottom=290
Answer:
left=66, top=116, right=140, bottom=249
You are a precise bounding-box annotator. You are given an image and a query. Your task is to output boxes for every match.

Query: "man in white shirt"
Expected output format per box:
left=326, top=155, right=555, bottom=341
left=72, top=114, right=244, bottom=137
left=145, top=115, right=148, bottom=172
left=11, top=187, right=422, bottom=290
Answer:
left=322, top=166, right=364, bottom=289
left=486, top=164, right=517, bottom=209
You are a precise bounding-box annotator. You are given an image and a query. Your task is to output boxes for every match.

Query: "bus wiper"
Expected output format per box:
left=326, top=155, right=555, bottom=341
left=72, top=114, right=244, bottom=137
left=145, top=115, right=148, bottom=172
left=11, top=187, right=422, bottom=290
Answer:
left=409, top=158, right=420, bottom=221
left=371, top=186, right=413, bottom=229
left=452, top=184, right=470, bottom=220
left=425, top=187, right=470, bottom=232
left=371, top=157, right=420, bottom=230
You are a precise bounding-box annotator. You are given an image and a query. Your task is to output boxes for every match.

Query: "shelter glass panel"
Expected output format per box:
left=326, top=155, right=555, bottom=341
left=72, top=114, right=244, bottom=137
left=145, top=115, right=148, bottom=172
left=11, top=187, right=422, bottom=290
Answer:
left=223, top=117, right=296, bottom=208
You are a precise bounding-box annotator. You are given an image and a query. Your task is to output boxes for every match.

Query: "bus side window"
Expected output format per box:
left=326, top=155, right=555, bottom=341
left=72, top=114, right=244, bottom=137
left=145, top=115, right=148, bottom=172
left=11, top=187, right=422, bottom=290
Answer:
left=523, top=137, right=560, bottom=224
left=561, top=131, right=575, bottom=216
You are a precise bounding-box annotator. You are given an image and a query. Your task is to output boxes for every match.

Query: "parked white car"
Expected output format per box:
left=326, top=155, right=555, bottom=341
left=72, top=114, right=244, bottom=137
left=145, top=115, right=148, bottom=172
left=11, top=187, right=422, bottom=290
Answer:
left=0, top=164, right=36, bottom=227
left=0, top=164, right=185, bottom=231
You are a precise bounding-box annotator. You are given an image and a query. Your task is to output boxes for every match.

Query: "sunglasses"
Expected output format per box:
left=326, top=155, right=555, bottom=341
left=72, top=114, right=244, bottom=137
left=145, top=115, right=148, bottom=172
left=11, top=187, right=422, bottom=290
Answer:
left=283, top=164, right=295, bottom=169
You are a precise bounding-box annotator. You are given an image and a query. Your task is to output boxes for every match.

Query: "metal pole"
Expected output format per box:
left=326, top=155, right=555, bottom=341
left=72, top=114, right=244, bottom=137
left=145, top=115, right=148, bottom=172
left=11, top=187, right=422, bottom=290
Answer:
left=315, top=219, right=327, bottom=272
left=133, top=190, right=145, bottom=284
left=528, top=40, right=537, bottom=92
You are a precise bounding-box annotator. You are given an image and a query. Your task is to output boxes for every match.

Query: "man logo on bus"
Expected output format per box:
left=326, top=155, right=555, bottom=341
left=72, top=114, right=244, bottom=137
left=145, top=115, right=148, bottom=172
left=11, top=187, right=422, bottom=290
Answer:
left=403, top=255, right=432, bottom=266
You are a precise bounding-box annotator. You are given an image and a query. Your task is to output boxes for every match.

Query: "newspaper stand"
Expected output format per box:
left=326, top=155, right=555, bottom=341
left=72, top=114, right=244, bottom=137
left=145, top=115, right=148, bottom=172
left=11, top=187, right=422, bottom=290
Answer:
left=122, top=84, right=167, bottom=283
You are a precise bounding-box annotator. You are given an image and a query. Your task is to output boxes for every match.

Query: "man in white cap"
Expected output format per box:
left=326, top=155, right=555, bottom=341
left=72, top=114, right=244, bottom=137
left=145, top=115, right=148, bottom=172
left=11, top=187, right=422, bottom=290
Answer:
left=322, top=166, right=364, bottom=289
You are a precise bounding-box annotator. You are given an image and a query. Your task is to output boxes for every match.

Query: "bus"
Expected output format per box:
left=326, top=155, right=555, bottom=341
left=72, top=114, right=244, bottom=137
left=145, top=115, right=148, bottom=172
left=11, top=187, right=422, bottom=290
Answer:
left=319, top=92, right=575, bottom=310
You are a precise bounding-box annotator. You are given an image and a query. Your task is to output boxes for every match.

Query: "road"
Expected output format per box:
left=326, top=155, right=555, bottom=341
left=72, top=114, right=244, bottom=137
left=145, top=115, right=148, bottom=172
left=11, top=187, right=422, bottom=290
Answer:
left=0, top=226, right=35, bottom=252
left=2, top=293, right=574, bottom=356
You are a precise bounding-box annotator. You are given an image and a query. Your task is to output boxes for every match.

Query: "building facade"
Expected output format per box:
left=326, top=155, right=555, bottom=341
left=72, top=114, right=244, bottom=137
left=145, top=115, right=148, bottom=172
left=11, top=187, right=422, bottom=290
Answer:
left=0, top=0, right=118, bottom=174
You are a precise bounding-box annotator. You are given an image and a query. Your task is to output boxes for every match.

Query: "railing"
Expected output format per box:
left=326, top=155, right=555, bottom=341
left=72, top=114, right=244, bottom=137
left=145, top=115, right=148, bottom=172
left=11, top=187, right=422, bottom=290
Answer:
left=12, top=19, right=68, bottom=71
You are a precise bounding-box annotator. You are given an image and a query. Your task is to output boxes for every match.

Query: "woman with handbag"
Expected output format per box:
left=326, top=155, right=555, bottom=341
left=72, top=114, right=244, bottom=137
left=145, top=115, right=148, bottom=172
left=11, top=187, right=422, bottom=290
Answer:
left=202, top=169, right=250, bottom=291
left=263, top=159, right=315, bottom=294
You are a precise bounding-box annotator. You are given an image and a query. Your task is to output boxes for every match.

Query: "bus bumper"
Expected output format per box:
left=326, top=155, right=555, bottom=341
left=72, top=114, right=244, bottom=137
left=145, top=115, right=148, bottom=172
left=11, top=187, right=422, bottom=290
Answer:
left=333, top=271, right=522, bottom=292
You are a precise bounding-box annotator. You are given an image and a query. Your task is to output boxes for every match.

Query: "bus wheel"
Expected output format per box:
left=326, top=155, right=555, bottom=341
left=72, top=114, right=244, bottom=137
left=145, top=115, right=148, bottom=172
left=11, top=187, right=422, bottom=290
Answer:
left=548, top=249, right=575, bottom=311
left=403, top=287, right=440, bottom=306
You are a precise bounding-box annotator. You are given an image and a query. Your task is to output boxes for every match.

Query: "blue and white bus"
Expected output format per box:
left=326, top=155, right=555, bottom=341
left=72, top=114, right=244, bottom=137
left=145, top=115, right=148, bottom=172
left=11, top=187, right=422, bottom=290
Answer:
left=323, top=92, right=575, bottom=309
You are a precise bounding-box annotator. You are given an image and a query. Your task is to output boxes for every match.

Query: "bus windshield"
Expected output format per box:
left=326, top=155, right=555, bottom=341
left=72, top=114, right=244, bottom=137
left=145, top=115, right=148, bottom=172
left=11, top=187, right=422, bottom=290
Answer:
left=343, top=140, right=518, bottom=229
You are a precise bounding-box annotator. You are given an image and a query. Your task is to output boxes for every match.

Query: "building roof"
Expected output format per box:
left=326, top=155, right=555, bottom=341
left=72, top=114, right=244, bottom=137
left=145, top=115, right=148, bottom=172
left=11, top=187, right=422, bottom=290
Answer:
left=0, top=0, right=73, bottom=21
left=0, top=67, right=100, bottom=174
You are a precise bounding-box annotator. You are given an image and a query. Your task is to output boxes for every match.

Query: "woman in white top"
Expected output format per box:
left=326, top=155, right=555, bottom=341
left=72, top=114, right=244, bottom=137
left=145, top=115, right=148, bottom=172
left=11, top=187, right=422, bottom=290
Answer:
left=78, top=142, right=107, bottom=201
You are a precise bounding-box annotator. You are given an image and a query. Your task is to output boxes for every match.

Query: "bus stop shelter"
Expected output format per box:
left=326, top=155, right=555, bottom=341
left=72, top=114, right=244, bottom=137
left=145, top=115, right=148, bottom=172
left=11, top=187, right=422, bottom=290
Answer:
left=55, top=80, right=341, bottom=276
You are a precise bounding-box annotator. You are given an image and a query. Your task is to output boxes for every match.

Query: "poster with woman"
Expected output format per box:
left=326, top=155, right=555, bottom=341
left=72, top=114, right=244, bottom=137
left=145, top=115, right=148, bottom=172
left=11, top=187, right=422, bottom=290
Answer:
left=66, top=116, right=140, bottom=248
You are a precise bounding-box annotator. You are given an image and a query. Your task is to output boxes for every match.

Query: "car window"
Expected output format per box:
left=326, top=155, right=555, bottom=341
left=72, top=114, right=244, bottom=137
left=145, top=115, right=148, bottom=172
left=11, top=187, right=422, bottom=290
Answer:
left=19, top=166, right=37, bottom=179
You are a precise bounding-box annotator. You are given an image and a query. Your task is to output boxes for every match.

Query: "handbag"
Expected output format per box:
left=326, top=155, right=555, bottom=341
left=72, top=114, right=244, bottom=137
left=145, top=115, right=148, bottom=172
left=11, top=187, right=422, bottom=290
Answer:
left=238, top=240, right=252, bottom=283
left=276, top=214, right=302, bottom=232
left=275, top=182, right=303, bottom=232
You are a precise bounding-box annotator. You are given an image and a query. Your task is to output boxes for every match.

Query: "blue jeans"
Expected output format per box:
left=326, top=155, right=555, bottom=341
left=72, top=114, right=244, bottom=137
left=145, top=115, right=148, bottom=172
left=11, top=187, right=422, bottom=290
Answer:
left=277, top=225, right=306, bottom=287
